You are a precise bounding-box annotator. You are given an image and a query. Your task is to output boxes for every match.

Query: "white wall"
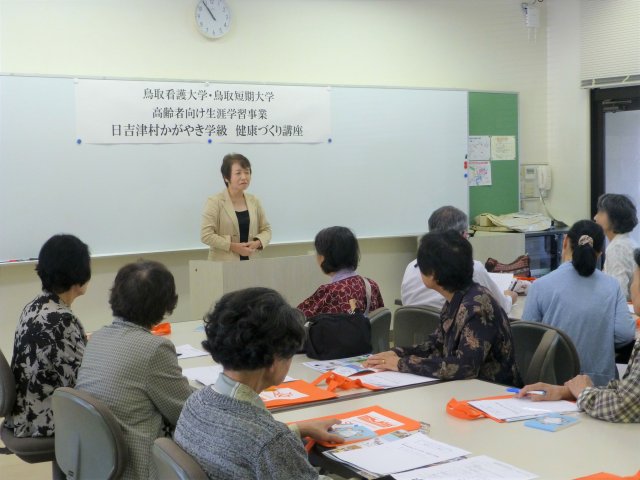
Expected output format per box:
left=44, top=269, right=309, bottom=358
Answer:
left=0, top=0, right=550, bottom=355
left=545, top=0, right=591, bottom=224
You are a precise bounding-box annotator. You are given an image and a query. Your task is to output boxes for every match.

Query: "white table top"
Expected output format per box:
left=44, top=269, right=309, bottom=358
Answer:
left=273, top=379, right=640, bottom=480
left=168, top=320, right=413, bottom=405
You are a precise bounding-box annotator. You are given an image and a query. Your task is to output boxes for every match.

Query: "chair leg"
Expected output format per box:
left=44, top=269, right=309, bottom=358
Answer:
left=52, top=460, right=66, bottom=480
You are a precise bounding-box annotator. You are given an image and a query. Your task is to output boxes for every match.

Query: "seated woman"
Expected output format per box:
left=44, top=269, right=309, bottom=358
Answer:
left=6, top=234, right=91, bottom=438
left=522, top=220, right=635, bottom=386
left=75, top=260, right=194, bottom=480
left=517, top=247, right=640, bottom=423
left=594, top=193, right=638, bottom=300
left=175, top=287, right=343, bottom=479
left=298, top=226, right=384, bottom=317
left=364, top=230, right=520, bottom=386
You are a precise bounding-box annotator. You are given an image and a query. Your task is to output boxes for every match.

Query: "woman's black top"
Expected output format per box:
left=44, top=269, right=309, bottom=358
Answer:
left=236, top=210, right=250, bottom=261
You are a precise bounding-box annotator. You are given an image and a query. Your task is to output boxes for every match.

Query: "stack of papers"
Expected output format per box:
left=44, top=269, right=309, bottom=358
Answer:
left=328, top=432, right=469, bottom=476
left=392, top=455, right=538, bottom=480
left=357, top=371, right=438, bottom=389
left=303, top=355, right=373, bottom=373
left=468, top=397, right=579, bottom=422
left=487, top=272, right=515, bottom=292
left=175, top=344, right=209, bottom=359
left=304, top=355, right=438, bottom=389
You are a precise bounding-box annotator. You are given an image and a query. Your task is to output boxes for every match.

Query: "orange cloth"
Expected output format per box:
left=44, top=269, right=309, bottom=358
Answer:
left=150, top=322, right=171, bottom=335
left=575, top=471, right=640, bottom=480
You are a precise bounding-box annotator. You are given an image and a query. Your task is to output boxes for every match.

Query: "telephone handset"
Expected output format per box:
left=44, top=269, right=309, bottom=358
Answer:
left=521, top=164, right=551, bottom=198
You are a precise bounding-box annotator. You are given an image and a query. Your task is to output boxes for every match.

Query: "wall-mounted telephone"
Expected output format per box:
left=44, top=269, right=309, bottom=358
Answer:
left=521, top=164, right=551, bottom=199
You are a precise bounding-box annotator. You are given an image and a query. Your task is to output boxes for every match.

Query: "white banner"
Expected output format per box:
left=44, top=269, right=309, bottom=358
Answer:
left=75, top=79, right=331, bottom=144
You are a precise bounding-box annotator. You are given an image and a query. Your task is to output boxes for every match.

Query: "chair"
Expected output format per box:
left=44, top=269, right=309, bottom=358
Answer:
left=0, top=348, right=63, bottom=478
left=510, top=321, right=581, bottom=386
left=52, top=387, right=128, bottom=479
left=368, top=307, right=392, bottom=353
left=152, top=437, right=208, bottom=480
left=393, top=306, right=441, bottom=348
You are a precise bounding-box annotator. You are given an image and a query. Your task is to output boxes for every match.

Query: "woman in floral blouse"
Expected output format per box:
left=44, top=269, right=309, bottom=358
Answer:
left=365, top=230, right=520, bottom=386
left=297, top=226, right=384, bottom=318
left=5, top=234, right=91, bottom=437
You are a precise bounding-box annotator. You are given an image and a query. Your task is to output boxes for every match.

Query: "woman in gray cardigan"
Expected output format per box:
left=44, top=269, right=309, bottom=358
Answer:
left=76, top=260, right=194, bottom=480
left=175, top=288, right=343, bottom=480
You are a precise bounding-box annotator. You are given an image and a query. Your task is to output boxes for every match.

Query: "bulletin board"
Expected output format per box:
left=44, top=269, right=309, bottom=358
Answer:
left=467, top=92, right=519, bottom=223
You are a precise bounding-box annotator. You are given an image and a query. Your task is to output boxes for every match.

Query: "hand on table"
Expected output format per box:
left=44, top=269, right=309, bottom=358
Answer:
left=565, top=375, right=593, bottom=399
left=515, top=382, right=574, bottom=401
left=363, top=351, right=400, bottom=371
left=296, top=418, right=344, bottom=444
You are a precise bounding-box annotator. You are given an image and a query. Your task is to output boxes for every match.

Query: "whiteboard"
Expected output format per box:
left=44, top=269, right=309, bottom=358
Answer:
left=0, top=75, right=468, bottom=259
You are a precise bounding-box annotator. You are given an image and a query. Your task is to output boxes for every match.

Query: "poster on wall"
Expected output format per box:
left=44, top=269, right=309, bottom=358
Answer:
left=467, top=136, right=491, bottom=160
left=75, top=79, right=331, bottom=144
left=468, top=161, right=492, bottom=186
left=490, top=135, right=516, bottom=160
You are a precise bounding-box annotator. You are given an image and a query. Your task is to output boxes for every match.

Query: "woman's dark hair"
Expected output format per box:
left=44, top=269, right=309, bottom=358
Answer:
left=220, top=153, right=251, bottom=186
left=36, top=234, right=91, bottom=294
left=566, top=220, right=605, bottom=277
left=634, top=248, right=640, bottom=268
left=109, top=260, right=178, bottom=328
left=597, top=193, right=638, bottom=234
left=417, top=230, right=474, bottom=292
left=314, top=226, right=360, bottom=274
left=202, top=287, right=305, bottom=370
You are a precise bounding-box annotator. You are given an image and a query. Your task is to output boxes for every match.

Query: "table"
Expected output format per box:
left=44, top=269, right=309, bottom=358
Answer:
left=274, top=379, right=640, bottom=480
left=168, top=320, right=433, bottom=409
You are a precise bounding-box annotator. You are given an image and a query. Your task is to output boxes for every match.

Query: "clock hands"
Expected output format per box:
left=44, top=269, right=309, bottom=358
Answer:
left=202, top=1, right=217, bottom=21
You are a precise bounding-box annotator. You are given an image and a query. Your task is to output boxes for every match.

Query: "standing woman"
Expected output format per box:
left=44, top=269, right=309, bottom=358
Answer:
left=201, top=153, right=272, bottom=261
left=6, top=234, right=91, bottom=438
left=594, top=193, right=638, bottom=299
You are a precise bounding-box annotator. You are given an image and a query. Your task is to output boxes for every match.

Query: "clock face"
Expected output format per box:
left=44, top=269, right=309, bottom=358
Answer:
left=195, top=0, right=231, bottom=39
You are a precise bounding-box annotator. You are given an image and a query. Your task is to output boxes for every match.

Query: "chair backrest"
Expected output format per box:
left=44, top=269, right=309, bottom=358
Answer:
left=393, top=306, right=441, bottom=348
left=368, top=307, right=392, bottom=353
left=52, top=387, right=128, bottom=480
left=0, top=347, right=16, bottom=417
left=510, top=321, right=581, bottom=385
left=152, top=438, right=207, bottom=480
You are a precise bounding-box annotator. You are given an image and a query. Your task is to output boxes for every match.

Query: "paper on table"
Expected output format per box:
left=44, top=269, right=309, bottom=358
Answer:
left=392, top=455, right=538, bottom=480
left=303, top=355, right=372, bottom=373
left=487, top=272, right=515, bottom=293
left=357, top=371, right=438, bottom=389
left=183, top=365, right=295, bottom=386
left=259, top=387, right=308, bottom=403
left=468, top=397, right=579, bottom=422
left=175, top=344, right=209, bottom=359
left=331, top=432, right=469, bottom=476
left=182, top=365, right=223, bottom=385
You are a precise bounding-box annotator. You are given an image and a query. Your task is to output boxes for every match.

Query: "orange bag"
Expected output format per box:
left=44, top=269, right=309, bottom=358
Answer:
left=151, top=322, right=172, bottom=336
left=311, top=371, right=383, bottom=393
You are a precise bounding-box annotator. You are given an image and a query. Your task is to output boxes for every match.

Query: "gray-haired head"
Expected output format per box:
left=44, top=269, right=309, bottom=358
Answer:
left=427, top=206, right=468, bottom=234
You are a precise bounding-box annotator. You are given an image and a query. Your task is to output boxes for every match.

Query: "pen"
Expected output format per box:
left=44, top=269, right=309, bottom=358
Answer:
left=507, top=388, right=546, bottom=396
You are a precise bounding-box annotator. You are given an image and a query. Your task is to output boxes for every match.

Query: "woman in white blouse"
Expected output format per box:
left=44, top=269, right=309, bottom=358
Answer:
left=594, top=193, right=638, bottom=300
